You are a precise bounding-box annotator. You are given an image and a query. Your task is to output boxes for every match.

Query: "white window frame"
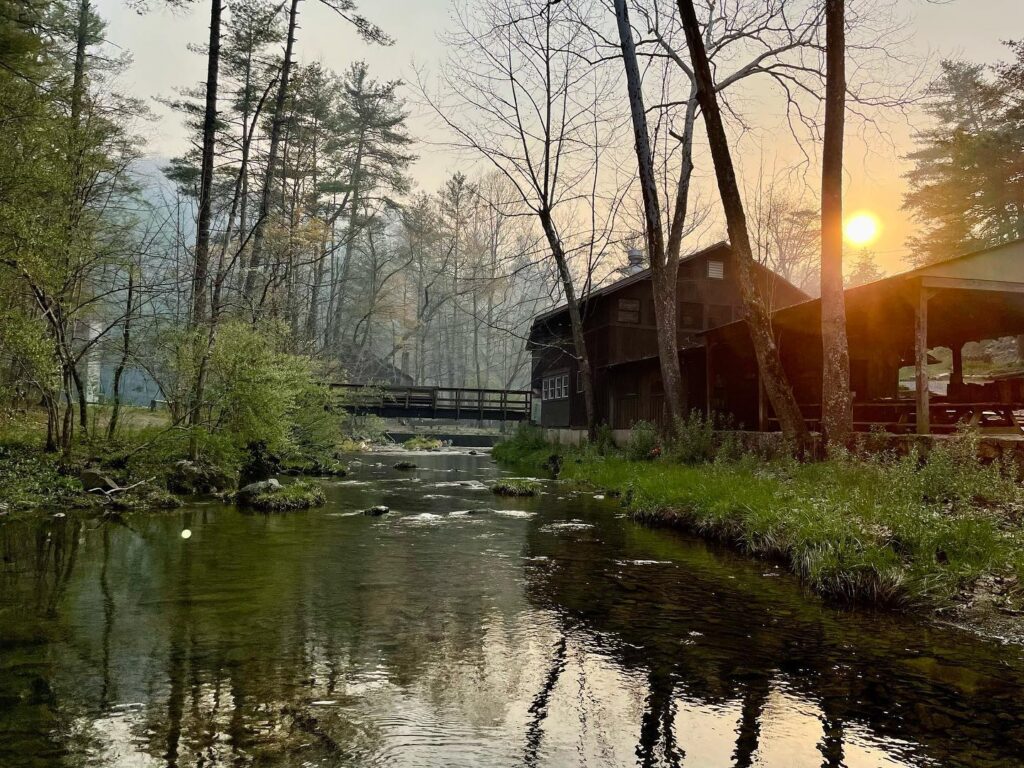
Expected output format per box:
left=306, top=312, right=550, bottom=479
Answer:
left=543, top=374, right=570, bottom=401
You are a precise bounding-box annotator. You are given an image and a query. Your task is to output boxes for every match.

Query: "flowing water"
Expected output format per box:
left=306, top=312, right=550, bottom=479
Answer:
left=2, top=450, right=1024, bottom=767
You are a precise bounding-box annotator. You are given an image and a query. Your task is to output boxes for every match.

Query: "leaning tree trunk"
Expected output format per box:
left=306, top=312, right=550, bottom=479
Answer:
left=676, top=0, right=809, bottom=447
left=820, top=0, right=853, bottom=448
left=540, top=210, right=597, bottom=439
left=244, top=0, right=300, bottom=309
left=613, top=0, right=686, bottom=428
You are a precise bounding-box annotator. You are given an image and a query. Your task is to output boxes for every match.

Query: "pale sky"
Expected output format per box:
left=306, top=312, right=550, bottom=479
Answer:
left=95, top=0, right=1023, bottom=273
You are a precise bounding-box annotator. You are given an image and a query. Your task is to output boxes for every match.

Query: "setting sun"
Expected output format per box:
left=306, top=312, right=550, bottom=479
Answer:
left=845, top=212, right=880, bottom=247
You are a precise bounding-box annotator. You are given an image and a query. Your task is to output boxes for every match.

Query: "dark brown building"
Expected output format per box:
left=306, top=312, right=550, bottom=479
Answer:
left=528, top=242, right=809, bottom=431
left=704, top=239, right=1024, bottom=435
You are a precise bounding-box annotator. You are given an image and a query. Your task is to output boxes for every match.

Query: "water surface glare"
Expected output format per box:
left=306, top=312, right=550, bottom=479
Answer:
left=2, top=451, right=1024, bottom=767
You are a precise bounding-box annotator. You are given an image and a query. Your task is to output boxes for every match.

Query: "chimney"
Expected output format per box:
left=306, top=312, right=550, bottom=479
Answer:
left=622, top=247, right=645, bottom=276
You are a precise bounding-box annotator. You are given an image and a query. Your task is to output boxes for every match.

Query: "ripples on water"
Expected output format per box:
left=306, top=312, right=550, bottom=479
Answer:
left=2, top=451, right=1024, bottom=767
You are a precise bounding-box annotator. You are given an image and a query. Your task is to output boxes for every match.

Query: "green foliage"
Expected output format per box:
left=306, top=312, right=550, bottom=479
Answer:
left=0, top=440, right=83, bottom=511
left=904, top=49, right=1024, bottom=264
left=0, top=310, right=60, bottom=406
left=403, top=435, right=443, bottom=451
left=624, top=420, right=660, bottom=461
left=239, top=480, right=327, bottom=512
left=493, top=423, right=560, bottom=471
left=490, top=478, right=540, bottom=497
left=666, top=411, right=715, bottom=464
left=536, top=427, right=1024, bottom=609
left=177, top=320, right=325, bottom=462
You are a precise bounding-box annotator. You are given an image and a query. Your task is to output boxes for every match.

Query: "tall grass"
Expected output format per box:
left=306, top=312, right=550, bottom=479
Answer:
left=502, top=426, right=1024, bottom=609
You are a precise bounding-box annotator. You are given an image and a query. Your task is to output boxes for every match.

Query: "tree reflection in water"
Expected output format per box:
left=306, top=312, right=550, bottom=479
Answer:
left=0, top=452, right=1023, bottom=767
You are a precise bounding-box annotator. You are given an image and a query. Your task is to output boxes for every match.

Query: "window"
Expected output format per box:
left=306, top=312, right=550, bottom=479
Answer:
left=543, top=373, right=570, bottom=400
left=617, top=297, right=641, bottom=324
left=707, top=260, right=725, bottom=279
left=679, top=301, right=703, bottom=330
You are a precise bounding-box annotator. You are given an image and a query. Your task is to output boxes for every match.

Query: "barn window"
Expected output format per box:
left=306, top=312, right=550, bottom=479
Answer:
left=707, top=260, right=725, bottom=279
left=543, top=374, right=570, bottom=400
left=617, top=298, right=641, bottom=324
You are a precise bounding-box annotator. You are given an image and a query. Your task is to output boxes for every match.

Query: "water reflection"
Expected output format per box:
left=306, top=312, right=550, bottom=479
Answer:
left=0, top=452, right=1022, bottom=766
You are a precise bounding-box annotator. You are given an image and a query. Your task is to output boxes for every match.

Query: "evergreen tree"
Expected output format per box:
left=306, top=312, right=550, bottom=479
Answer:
left=904, top=47, right=1024, bottom=264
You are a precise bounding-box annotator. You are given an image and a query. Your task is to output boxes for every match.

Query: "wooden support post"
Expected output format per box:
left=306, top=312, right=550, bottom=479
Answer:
left=455, top=389, right=461, bottom=420
left=757, top=371, right=766, bottom=432
left=501, top=391, right=507, bottom=422
left=705, top=344, right=713, bottom=419
left=951, top=343, right=964, bottom=388
left=915, top=285, right=932, bottom=435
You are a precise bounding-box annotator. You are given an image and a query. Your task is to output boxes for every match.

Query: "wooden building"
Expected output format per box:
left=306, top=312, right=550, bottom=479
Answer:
left=705, top=239, right=1024, bottom=435
left=528, top=242, right=808, bottom=430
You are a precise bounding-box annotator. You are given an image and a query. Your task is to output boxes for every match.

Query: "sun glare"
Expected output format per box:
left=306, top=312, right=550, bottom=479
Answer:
left=845, top=212, right=880, bottom=247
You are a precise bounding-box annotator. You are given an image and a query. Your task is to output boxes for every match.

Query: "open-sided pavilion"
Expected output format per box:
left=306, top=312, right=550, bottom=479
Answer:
left=703, top=239, right=1024, bottom=435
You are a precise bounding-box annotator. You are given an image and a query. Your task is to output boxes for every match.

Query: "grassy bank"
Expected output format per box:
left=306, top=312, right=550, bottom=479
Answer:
left=0, top=408, right=349, bottom=516
left=496, top=424, right=1024, bottom=612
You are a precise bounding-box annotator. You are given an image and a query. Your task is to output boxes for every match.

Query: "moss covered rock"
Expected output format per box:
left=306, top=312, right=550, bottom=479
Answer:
left=236, top=479, right=326, bottom=512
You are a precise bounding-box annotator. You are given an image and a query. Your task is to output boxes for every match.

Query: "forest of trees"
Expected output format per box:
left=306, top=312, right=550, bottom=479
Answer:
left=0, top=0, right=1021, bottom=457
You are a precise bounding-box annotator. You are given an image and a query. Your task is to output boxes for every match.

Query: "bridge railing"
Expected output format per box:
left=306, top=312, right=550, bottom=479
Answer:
left=331, top=384, right=532, bottom=420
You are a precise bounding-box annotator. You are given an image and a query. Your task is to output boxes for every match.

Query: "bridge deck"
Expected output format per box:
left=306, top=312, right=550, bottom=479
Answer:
left=331, top=384, right=532, bottom=422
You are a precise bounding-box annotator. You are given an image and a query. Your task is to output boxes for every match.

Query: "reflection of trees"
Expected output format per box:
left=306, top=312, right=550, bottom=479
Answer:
left=522, top=507, right=1024, bottom=767
left=0, top=516, right=83, bottom=765
left=523, top=632, right=567, bottom=767
left=0, top=483, right=547, bottom=766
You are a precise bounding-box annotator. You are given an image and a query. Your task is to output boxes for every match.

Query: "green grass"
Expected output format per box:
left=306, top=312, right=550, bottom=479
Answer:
left=495, top=425, right=1024, bottom=610
left=240, top=480, right=326, bottom=512
left=403, top=435, right=443, bottom=451
left=490, top=479, right=541, bottom=497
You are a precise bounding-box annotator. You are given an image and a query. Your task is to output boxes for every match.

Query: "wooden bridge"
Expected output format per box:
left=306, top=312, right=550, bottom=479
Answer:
left=331, top=384, right=533, bottom=422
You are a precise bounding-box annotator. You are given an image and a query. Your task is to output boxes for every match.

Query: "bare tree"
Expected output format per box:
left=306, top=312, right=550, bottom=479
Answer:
left=820, top=0, right=852, bottom=446
left=675, top=0, right=810, bottom=445
left=426, top=0, right=625, bottom=437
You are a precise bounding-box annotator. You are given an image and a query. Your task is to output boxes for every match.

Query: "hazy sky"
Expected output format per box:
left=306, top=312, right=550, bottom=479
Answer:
left=95, top=0, right=1023, bottom=272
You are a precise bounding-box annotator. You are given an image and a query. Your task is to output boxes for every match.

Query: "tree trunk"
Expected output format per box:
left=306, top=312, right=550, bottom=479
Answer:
left=192, top=0, right=222, bottom=327
left=107, top=269, right=133, bottom=439
left=244, top=0, right=300, bottom=308
left=675, top=0, right=809, bottom=446
left=71, top=0, right=89, bottom=124
left=613, top=0, right=686, bottom=429
left=539, top=210, right=597, bottom=438
left=820, top=0, right=853, bottom=447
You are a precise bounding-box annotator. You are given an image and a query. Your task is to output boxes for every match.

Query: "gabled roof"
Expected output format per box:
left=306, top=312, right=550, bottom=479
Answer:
left=531, top=240, right=730, bottom=327
left=704, top=237, right=1024, bottom=350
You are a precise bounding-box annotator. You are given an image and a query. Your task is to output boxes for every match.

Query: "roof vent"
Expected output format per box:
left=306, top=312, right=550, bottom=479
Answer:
left=622, top=247, right=645, bottom=276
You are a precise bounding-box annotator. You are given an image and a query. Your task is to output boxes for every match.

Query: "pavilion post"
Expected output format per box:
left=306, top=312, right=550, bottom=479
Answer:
left=951, top=342, right=964, bottom=388
left=915, top=285, right=932, bottom=435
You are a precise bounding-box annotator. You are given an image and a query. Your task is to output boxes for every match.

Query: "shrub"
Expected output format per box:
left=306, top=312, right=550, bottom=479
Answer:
left=493, top=423, right=559, bottom=471
left=666, top=410, right=715, bottom=464
left=625, top=420, right=660, bottom=461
